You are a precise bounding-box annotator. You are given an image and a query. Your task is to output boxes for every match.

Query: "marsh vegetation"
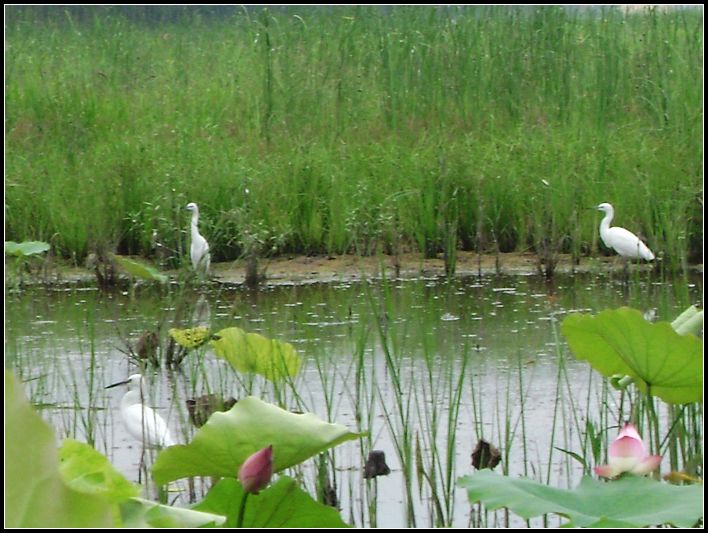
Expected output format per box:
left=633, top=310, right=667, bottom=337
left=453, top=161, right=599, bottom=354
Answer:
left=5, top=6, right=703, bottom=275
left=4, top=5, right=703, bottom=528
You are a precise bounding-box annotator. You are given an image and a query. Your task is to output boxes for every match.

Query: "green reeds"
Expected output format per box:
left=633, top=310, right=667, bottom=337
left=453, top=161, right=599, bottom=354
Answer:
left=5, top=6, right=702, bottom=271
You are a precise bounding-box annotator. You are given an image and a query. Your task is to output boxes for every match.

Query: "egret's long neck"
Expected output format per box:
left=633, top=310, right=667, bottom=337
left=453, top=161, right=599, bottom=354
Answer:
left=599, top=209, right=614, bottom=238
left=190, top=210, right=201, bottom=237
left=121, top=389, right=142, bottom=409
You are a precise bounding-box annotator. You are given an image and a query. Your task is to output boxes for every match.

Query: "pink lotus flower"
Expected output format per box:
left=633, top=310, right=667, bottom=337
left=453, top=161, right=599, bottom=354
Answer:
left=594, top=423, right=662, bottom=478
left=239, top=445, right=274, bottom=494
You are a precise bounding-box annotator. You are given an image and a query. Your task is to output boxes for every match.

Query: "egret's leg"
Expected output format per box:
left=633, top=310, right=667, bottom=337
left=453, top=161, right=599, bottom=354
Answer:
left=138, top=447, right=145, bottom=484
left=138, top=447, right=151, bottom=494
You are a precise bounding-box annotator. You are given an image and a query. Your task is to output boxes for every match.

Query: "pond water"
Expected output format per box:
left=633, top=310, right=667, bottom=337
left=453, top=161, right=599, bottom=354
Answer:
left=4, top=270, right=702, bottom=527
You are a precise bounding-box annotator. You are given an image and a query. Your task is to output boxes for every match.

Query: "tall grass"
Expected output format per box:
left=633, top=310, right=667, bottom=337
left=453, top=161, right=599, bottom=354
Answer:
left=5, top=6, right=703, bottom=272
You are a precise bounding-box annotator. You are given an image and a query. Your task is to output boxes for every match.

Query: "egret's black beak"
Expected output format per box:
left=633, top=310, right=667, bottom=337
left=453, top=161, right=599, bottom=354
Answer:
left=105, top=378, right=130, bottom=389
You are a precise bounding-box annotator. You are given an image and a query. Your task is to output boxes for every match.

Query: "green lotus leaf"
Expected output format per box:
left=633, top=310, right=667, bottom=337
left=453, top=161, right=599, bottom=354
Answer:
left=58, top=439, right=140, bottom=503
left=5, top=240, right=50, bottom=257
left=120, top=497, right=226, bottom=527
left=193, top=476, right=350, bottom=528
left=458, top=470, right=703, bottom=527
left=152, top=396, right=361, bottom=485
left=671, top=305, right=704, bottom=336
left=57, top=438, right=225, bottom=526
left=111, top=254, right=168, bottom=283
left=210, top=326, right=302, bottom=381
left=4, top=370, right=114, bottom=527
left=561, top=307, right=702, bottom=403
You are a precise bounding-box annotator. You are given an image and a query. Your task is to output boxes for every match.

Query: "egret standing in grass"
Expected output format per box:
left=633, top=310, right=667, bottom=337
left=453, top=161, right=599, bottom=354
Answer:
left=106, top=374, right=175, bottom=449
left=186, top=202, right=211, bottom=276
left=596, top=202, right=655, bottom=262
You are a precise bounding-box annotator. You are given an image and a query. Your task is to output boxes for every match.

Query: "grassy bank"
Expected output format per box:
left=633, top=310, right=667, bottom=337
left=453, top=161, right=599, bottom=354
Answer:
left=5, top=6, right=703, bottom=272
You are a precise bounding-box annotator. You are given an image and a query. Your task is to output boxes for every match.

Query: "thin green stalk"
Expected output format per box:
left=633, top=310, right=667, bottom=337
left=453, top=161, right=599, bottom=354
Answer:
left=645, top=387, right=662, bottom=463
left=236, top=491, right=250, bottom=528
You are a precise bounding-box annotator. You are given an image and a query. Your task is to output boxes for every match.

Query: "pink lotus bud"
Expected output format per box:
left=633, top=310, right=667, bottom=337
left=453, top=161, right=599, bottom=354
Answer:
left=594, top=423, right=662, bottom=479
left=238, top=445, right=274, bottom=494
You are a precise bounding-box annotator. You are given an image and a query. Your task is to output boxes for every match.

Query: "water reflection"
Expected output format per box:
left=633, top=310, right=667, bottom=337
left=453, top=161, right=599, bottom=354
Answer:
left=4, top=272, right=702, bottom=527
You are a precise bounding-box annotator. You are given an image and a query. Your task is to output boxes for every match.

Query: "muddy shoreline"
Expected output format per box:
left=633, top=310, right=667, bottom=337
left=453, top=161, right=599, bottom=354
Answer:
left=8, top=251, right=690, bottom=288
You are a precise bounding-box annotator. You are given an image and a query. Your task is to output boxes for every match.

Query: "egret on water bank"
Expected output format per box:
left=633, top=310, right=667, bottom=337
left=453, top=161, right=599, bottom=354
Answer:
left=596, top=202, right=655, bottom=261
left=186, top=202, right=211, bottom=275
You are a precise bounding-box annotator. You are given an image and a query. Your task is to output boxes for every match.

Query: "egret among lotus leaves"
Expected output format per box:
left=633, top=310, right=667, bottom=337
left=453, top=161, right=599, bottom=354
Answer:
left=106, top=374, right=175, bottom=448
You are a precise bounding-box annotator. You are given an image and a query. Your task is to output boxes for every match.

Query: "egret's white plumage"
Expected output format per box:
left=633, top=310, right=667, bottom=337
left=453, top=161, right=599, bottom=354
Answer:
left=106, top=374, right=175, bottom=448
left=186, top=202, right=211, bottom=274
left=596, top=202, right=655, bottom=261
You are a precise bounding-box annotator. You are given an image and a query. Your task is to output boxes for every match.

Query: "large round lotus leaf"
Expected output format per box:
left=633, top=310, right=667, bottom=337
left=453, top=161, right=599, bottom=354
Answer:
left=5, top=370, right=114, bottom=527
left=459, top=470, right=703, bottom=527
left=561, top=307, right=702, bottom=404
left=152, top=396, right=361, bottom=485
left=210, top=326, right=302, bottom=381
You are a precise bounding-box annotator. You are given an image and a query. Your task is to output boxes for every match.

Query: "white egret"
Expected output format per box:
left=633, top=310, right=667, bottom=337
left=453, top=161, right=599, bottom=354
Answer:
left=596, top=202, right=655, bottom=261
left=105, top=374, right=175, bottom=448
left=186, top=202, right=211, bottom=275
